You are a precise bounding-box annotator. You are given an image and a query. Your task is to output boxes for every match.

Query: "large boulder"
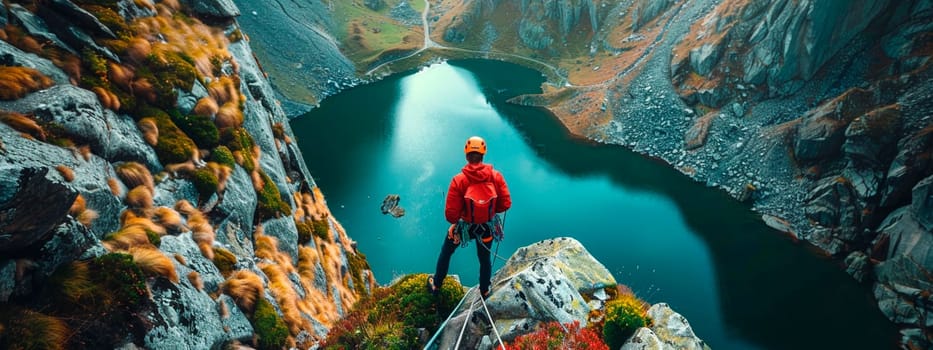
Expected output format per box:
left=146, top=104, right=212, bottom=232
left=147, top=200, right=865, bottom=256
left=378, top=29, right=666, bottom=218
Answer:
left=912, top=175, right=933, bottom=231
left=0, top=85, right=162, bottom=170
left=804, top=177, right=861, bottom=254
left=794, top=88, right=876, bottom=162
left=435, top=237, right=616, bottom=348
left=621, top=303, right=710, bottom=350
left=181, top=0, right=240, bottom=18
left=879, top=127, right=933, bottom=208
left=0, top=167, right=77, bottom=254
left=0, top=40, right=70, bottom=84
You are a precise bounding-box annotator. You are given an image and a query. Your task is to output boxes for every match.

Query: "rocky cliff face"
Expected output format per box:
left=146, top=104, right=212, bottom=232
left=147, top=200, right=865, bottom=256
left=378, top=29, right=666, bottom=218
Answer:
left=0, top=0, right=371, bottom=348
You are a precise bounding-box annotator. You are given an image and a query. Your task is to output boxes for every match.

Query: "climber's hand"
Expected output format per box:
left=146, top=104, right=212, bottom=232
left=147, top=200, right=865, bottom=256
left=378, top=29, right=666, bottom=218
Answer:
left=447, top=224, right=460, bottom=245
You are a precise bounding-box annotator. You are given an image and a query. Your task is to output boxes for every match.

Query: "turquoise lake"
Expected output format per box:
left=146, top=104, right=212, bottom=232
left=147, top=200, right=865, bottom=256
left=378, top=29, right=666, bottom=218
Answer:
left=290, top=60, right=897, bottom=349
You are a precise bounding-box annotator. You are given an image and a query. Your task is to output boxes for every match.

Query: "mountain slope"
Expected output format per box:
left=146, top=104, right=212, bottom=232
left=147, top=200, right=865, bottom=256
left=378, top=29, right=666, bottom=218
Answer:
left=0, top=0, right=371, bottom=348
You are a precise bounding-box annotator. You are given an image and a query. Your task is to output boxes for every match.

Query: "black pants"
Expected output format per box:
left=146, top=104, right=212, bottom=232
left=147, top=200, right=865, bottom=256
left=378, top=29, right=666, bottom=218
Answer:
left=433, top=224, right=492, bottom=293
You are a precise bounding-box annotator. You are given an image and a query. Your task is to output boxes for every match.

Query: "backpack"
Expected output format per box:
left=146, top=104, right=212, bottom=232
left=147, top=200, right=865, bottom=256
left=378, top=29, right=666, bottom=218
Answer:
left=463, top=180, right=497, bottom=224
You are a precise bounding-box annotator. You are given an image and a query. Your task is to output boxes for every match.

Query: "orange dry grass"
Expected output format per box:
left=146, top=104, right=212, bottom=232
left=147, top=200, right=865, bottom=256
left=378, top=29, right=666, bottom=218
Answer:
left=108, top=63, right=135, bottom=91
left=91, top=87, right=121, bottom=111
left=130, top=247, right=179, bottom=283
left=125, top=185, right=153, bottom=209
left=130, top=77, right=157, bottom=103
left=116, top=162, right=155, bottom=192
left=214, top=102, right=243, bottom=129
left=0, top=112, right=46, bottom=140
left=102, top=225, right=151, bottom=251
left=175, top=200, right=214, bottom=259
left=69, top=194, right=86, bottom=216
left=153, top=206, right=185, bottom=233
left=136, top=118, right=159, bottom=146
left=132, top=10, right=233, bottom=79
left=55, top=165, right=75, bottom=182
left=192, top=96, right=219, bottom=117
left=222, top=270, right=264, bottom=312
left=108, top=177, right=123, bottom=197
left=123, top=216, right=167, bottom=236
left=126, top=37, right=152, bottom=63
left=0, top=66, right=54, bottom=100
left=206, top=162, right=232, bottom=192
left=188, top=271, right=204, bottom=291
left=260, top=262, right=309, bottom=335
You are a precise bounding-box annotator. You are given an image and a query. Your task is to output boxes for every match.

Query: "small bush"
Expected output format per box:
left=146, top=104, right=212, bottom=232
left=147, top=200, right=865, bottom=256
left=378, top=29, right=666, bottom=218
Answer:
left=506, top=320, right=609, bottom=350
left=602, top=294, right=650, bottom=349
left=116, top=162, right=154, bottom=192
left=0, top=66, right=54, bottom=100
left=222, top=270, right=264, bottom=312
left=345, top=251, right=369, bottom=296
left=129, top=247, right=178, bottom=283
left=169, top=108, right=219, bottom=148
left=91, top=253, right=149, bottom=309
left=191, top=167, right=219, bottom=200
left=323, top=274, right=464, bottom=349
left=251, top=298, right=289, bottom=350
left=136, top=105, right=197, bottom=164
left=0, top=308, right=70, bottom=350
left=212, top=247, right=237, bottom=278
left=210, top=145, right=236, bottom=167
left=295, top=219, right=312, bottom=245
left=311, top=218, right=329, bottom=240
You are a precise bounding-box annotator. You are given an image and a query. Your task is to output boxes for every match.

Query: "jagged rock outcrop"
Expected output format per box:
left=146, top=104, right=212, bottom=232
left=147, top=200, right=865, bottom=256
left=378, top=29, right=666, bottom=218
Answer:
left=621, top=303, right=710, bottom=350
left=435, top=237, right=706, bottom=348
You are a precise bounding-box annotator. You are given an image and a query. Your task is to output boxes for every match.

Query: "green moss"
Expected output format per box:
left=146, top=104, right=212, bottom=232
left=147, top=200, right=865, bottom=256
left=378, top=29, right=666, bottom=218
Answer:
left=170, top=109, right=219, bottom=148
left=82, top=49, right=108, bottom=81
left=191, top=168, right=219, bottom=200
left=137, top=105, right=197, bottom=164
left=93, top=253, right=149, bottom=308
left=146, top=230, right=161, bottom=247
left=251, top=298, right=289, bottom=350
left=210, top=146, right=236, bottom=167
left=81, top=5, right=131, bottom=37
left=295, top=219, right=313, bottom=245
left=311, top=218, right=329, bottom=240
left=255, top=171, right=291, bottom=221
left=346, top=251, right=369, bottom=296
left=221, top=127, right=257, bottom=171
left=212, top=247, right=237, bottom=278
left=145, top=51, right=198, bottom=94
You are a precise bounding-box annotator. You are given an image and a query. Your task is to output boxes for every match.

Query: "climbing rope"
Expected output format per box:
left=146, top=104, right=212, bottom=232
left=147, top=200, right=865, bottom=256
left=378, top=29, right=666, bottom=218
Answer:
left=424, top=287, right=506, bottom=350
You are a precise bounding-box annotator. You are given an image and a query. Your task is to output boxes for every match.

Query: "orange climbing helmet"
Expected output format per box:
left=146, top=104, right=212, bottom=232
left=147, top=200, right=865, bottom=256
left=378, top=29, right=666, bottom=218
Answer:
left=464, top=136, right=487, bottom=155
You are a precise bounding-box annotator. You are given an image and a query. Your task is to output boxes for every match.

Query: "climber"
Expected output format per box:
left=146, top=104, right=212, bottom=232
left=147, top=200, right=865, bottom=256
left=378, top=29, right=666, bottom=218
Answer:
left=428, top=136, right=511, bottom=299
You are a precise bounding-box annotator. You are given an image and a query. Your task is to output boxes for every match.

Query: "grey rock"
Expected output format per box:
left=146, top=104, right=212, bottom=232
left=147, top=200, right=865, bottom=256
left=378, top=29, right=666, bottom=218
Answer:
left=0, top=260, right=15, bottom=302
left=144, top=277, right=231, bottom=349
left=805, top=177, right=860, bottom=249
left=684, top=113, right=716, bottom=150
left=689, top=43, right=721, bottom=76
left=261, top=216, right=299, bottom=263
left=0, top=2, right=8, bottom=27
left=842, top=105, right=901, bottom=169
left=160, top=233, right=225, bottom=293
left=47, top=0, right=116, bottom=38
left=621, top=303, right=709, bottom=350
left=900, top=328, right=933, bottom=350
left=912, top=175, right=933, bottom=231
left=364, top=0, right=385, bottom=11
left=381, top=194, right=405, bottom=218
left=437, top=237, right=616, bottom=348
left=154, top=174, right=202, bottom=205
left=36, top=219, right=106, bottom=279
left=0, top=166, right=76, bottom=254
left=0, top=40, right=70, bottom=84
left=873, top=283, right=921, bottom=324
left=215, top=165, right=257, bottom=236
left=845, top=251, right=871, bottom=283
left=880, top=128, right=933, bottom=208
left=7, top=4, right=75, bottom=54
left=0, top=85, right=162, bottom=170
left=182, top=0, right=240, bottom=18
left=632, top=0, right=676, bottom=31
left=217, top=295, right=253, bottom=341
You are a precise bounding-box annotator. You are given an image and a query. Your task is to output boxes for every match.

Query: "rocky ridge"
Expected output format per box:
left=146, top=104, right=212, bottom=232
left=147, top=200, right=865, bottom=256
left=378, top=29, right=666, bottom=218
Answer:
left=0, top=0, right=371, bottom=348
left=433, top=237, right=708, bottom=349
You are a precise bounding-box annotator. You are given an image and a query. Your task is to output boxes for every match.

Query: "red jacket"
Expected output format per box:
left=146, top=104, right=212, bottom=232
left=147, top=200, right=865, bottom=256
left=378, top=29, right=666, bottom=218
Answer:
left=445, top=162, right=511, bottom=224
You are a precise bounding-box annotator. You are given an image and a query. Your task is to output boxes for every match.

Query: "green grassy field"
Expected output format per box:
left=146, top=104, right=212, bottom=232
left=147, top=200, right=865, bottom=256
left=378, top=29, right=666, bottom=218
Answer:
left=328, top=0, right=421, bottom=68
